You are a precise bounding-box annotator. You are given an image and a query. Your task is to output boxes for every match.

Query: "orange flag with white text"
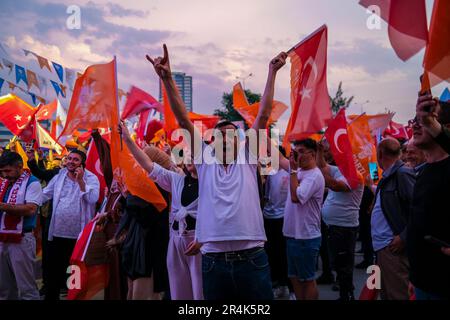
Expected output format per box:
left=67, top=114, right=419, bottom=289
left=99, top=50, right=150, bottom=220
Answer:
left=347, top=114, right=376, bottom=181
left=59, top=60, right=119, bottom=138
left=63, top=59, right=166, bottom=211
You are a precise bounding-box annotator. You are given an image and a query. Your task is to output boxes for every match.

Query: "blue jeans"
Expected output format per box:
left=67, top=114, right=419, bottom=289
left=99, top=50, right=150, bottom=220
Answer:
left=286, top=237, right=321, bottom=281
left=202, top=247, right=273, bottom=300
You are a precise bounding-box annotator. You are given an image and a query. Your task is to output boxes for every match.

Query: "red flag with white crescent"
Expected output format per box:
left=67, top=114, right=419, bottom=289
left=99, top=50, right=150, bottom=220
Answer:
left=85, top=142, right=106, bottom=204
left=325, top=109, right=359, bottom=189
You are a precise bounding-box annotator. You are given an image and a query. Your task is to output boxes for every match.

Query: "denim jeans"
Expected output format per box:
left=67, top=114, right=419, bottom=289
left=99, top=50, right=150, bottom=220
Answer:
left=202, top=247, right=273, bottom=300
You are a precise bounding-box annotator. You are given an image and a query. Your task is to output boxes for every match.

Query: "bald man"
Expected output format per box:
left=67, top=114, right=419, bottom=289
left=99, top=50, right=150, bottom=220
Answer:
left=370, top=138, right=416, bottom=300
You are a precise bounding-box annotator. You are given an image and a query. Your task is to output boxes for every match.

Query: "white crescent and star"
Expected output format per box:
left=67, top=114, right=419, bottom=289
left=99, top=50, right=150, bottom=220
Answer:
left=95, top=159, right=104, bottom=177
left=299, top=56, right=318, bottom=100
left=334, top=128, right=347, bottom=154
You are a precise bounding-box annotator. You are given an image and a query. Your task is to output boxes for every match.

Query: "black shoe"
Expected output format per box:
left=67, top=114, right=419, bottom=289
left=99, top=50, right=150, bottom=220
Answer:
left=316, top=273, right=335, bottom=284
left=355, top=260, right=373, bottom=269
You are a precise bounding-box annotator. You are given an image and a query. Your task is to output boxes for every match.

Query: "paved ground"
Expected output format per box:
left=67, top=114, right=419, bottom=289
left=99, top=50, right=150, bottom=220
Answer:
left=35, top=242, right=370, bottom=300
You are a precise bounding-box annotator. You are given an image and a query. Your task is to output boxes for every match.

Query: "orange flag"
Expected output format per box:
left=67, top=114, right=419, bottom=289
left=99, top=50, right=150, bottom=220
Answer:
left=422, top=0, right=450, bottom=91
left=59, top=60, right=119, bottom=137
left=63, top=59, right=166, bottom=211
left=161, top=81, right=179, bottom=143
left=36, top=54, right=51, bottom=72
left=232, top=83, right=288, bottom=127
left=347, top=114, right=376, bottom=181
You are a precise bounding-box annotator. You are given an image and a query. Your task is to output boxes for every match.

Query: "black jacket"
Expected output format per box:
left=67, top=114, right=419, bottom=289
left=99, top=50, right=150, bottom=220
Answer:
left=375, top=160, right=416, bottom=242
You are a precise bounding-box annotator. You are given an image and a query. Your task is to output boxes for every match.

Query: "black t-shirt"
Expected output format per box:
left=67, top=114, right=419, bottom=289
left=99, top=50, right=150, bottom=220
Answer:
left=172, top=175, right=198, bottom=231
left=407, top=156, right=450, bottom=297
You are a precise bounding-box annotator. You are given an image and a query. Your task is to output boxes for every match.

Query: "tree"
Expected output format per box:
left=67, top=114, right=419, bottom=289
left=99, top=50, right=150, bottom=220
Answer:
left=213, top=89, right=261, bottom=129
left=330, top=82, right=354, bottom=115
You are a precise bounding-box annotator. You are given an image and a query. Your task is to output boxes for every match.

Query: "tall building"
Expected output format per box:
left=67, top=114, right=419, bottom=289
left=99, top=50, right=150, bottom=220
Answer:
left=159, top=72, right=193, bottom=112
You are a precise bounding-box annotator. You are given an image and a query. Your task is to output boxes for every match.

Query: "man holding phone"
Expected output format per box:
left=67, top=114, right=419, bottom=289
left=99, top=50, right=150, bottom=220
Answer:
left=407, top=93, right=450, bottom=300
left=41, top=150, right=100, bottom=300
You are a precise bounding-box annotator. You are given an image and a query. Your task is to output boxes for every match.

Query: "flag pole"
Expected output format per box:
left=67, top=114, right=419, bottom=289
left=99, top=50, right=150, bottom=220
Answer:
left=286, top=24, right=327, bottom=54
left=113, top=56, right=122, bottom=150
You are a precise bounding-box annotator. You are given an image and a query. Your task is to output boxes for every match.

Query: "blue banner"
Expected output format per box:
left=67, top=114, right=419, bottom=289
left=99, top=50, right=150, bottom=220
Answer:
left=15, top=65, right=28, bottom=86
left=0, top=77, right=4, bottom=93
left=50, top=80, right=62, bottom=97
left=28, top=92, right=37, bottom=105
left=52, top=61, right=64, bottom=83
left=440, top=88, right=450, bottom=102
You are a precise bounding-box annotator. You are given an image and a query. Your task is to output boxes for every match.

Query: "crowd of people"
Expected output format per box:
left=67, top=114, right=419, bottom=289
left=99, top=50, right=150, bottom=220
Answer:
left=0, top=46, right=448, bottom=301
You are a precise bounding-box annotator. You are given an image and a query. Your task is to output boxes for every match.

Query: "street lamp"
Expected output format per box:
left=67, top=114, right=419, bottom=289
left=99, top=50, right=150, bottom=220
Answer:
left=355, top=100, right=370, bottom=114
left=235, top=73, right=253, bottom=90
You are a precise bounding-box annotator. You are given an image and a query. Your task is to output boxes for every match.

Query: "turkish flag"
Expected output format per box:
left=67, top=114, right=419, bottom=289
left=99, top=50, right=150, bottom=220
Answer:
left=359, top=0, right=428, bottom=61
left=325, top=109, right=359, bottom=189
left=383, top=121, right=409, bottom=140
left=232, top=83, right=288, bottom=128
left=59, top=59, right=119, bottom=138
left=121, top=86, right=162, bottom=120
left=67, top=219, right=109, bottom=300
left=86, top=141, right=106, bottom=204
left=0, top=94, right=37, bottom=137
left=421, top=0, right=450, bottom=90
left=36, top=99, right=57, bottom=121
left=283, top=25, right=332, bottom=149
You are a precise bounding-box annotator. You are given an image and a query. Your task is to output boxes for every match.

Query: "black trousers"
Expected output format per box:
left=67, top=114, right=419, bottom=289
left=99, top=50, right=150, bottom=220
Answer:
left=263, top=217, right=289, bottom=287
left=319, top=220, right=333, bottom=276
left=45, top=237, right=76, bottom=300
left=40, top=213, right=51, bottom=290
left=328, top=225, right=358, bottom=297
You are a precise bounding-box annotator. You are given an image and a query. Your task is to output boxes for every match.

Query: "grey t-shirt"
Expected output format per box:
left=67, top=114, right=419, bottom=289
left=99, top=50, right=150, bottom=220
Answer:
left=321, top=165, right=363, bottom=228
left=263, top=170, right=289, bottom=219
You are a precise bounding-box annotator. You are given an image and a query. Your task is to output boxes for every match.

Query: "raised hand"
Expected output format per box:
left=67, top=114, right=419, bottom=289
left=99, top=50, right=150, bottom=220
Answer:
left=118, top=120, right=132, bottom=141
left=146, top=44, right=171, bottom=80
left=270, top=52, right=288, bottom=73
left=415, top=92, right=441, bottom=137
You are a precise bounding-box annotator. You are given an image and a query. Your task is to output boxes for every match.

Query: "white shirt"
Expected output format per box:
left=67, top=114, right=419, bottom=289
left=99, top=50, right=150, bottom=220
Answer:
left=283, top=167, right=325, bottom=240
left=148, top=163, right=198, bottom=233
left=52, top=177, right=82, bottom=239
left=193, top=142, right=266, bottom=244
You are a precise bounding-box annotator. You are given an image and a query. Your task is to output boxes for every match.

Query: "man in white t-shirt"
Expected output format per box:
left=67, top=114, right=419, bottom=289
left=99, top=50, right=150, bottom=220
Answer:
left=146, top=44, right=287, bottom=299
left=279, top=139, right=325, bottom=300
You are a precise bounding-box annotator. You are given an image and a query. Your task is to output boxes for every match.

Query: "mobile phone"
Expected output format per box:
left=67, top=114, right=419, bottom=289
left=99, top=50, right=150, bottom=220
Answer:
left=369, top=162, right=379, bottom=182
left=424, top=235, right=450, bottom=248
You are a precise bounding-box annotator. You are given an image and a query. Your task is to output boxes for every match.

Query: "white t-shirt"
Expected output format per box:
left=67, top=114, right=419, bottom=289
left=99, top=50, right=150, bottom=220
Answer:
left=148, top=163, right=198, bottom=226
left=193, top=142, right=266, bottom=244
left=283, top=167, right=325, bottom=240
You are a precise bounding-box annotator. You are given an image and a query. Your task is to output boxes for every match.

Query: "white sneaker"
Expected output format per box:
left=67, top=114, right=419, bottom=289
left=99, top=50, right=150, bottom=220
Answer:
left=289, top=292, right=297, bottom=300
